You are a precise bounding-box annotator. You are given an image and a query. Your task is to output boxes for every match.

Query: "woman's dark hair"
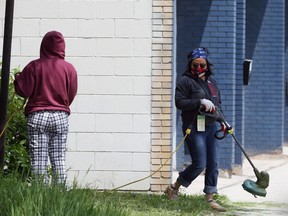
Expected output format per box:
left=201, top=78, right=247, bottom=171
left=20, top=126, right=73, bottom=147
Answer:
left=185, top=47, right=214, bottom=77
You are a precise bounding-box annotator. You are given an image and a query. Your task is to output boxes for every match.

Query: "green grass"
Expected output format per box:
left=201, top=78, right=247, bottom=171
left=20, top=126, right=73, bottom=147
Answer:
left=0, top=175, right=129, bottom=216
left=5, top=174, right=284, bottom=216
left=94, top=191, right=231, bottom=216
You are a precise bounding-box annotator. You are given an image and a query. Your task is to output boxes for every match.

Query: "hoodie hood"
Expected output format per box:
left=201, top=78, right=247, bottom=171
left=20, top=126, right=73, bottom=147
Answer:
left=40, top=31, right=65, bottom=59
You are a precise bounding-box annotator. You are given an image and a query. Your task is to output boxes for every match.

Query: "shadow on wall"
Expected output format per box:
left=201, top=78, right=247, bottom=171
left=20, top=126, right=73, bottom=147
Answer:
left=176, top=0, right=212, bottom=82
left=175, top=0, right=212, bottom=170
left=245, top=0, right=268, bottom=59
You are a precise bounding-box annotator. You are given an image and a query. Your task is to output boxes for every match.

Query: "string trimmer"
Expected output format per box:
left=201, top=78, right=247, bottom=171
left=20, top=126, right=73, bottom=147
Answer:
left=200, top=106, right=269, bottom=197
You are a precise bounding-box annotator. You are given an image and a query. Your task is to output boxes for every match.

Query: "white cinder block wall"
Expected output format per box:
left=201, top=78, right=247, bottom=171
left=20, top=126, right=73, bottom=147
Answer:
left=0, top=0, right=156, bottom=190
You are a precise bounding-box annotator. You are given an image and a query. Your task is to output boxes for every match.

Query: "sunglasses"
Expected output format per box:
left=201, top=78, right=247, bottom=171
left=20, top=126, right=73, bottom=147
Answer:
left=192, top=63, right=207, bottom=69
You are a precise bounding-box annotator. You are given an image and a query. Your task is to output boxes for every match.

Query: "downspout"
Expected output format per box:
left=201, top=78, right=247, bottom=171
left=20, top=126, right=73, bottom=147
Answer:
left=0, top=0, right=15, bottom=170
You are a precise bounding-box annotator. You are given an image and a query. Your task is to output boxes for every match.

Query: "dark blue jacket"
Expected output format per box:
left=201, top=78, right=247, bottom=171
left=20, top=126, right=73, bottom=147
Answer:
left=175, top=72, right=222, bottom=126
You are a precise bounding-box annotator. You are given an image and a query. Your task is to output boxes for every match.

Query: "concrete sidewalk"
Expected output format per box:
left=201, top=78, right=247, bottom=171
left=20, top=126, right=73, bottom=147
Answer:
left=173, top=146, right=288, bottom=204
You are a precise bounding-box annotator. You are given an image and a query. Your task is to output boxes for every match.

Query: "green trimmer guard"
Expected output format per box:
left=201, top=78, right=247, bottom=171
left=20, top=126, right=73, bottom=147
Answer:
left=242, top=168, right=269, bottom=197
left=242, top=180, right=267, bottom=197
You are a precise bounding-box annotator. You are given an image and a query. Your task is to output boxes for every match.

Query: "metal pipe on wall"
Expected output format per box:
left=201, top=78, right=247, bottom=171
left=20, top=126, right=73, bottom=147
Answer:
left=0, top=0, right=15, bottom=170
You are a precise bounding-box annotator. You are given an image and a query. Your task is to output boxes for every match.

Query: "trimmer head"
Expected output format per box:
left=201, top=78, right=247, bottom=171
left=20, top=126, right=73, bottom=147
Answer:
left=242, top=169, right=270, bottom=197
left=242, top=179, right=267, bottom=197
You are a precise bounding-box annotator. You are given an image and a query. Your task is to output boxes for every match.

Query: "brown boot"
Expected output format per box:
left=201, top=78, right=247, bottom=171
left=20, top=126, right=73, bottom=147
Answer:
left=165, top=184, right=179, bottom=200
left=208, top=199, right=226, bottom=212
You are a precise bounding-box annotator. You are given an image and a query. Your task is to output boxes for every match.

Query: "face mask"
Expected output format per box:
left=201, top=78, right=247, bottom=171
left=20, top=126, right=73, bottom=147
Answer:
left=192, top=67, right=207, bottom=77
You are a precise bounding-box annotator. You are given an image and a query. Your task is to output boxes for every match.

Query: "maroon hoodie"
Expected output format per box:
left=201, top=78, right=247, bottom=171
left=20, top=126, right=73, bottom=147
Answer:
left=14, top=31, right=78, bottom=116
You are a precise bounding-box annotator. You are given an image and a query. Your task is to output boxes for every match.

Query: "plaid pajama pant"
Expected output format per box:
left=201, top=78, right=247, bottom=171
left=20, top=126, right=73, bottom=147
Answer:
left=27, top=111, right=69, bottom=184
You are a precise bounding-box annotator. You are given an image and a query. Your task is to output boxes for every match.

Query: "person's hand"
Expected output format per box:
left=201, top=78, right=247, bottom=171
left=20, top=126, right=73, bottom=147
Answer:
left=201, top=99, right=215, bottom=113
left=14, top=72, right=20, bottom=78
left=221, top=122, right=227, bottom=133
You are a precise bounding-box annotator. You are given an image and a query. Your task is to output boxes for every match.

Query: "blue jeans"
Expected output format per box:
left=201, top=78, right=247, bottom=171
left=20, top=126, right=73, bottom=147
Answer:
left=177, top=122, right=219, bottom=194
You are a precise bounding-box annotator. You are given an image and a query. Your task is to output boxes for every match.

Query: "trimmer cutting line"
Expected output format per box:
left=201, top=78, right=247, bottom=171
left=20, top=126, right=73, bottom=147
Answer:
left=200, top=106, right=269, bottom=198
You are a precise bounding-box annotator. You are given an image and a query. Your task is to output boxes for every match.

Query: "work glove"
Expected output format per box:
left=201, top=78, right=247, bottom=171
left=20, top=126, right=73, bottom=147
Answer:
left=200, top=99, right=215, bottom=113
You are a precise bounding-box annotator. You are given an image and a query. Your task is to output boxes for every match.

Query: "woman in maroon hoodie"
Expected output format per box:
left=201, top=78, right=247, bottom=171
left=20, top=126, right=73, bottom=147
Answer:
left=14, top=31, right=78, bottom=184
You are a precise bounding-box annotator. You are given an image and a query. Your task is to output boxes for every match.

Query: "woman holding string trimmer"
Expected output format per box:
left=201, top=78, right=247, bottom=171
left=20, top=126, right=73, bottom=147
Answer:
left=165, top=47, right=227, bottom=212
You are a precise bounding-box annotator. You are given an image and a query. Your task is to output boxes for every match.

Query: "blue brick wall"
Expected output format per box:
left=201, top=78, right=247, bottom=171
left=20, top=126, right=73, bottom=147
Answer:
left=175, top=0, right=286, bottom=171
left=285, top=1, right=288, bottom=144
left=234, top=0, right=246, bottom=165
left=245, top=0, right=284, bottom=153
left=176, top=0, right=237, bottom=170
left=175, top=0, right=214, bottom=170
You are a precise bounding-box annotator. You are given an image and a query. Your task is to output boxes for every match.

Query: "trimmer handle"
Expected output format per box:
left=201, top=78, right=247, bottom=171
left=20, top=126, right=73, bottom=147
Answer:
left=198, top=105, right=233, bottom=139
left=215, top=128, right=227, bottom=140
left=215, top=120, right=233, bottom=140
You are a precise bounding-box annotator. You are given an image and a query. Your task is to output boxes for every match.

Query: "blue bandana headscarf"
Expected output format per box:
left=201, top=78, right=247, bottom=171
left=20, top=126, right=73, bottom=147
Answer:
left=192, top=48, right=207, bottom=59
